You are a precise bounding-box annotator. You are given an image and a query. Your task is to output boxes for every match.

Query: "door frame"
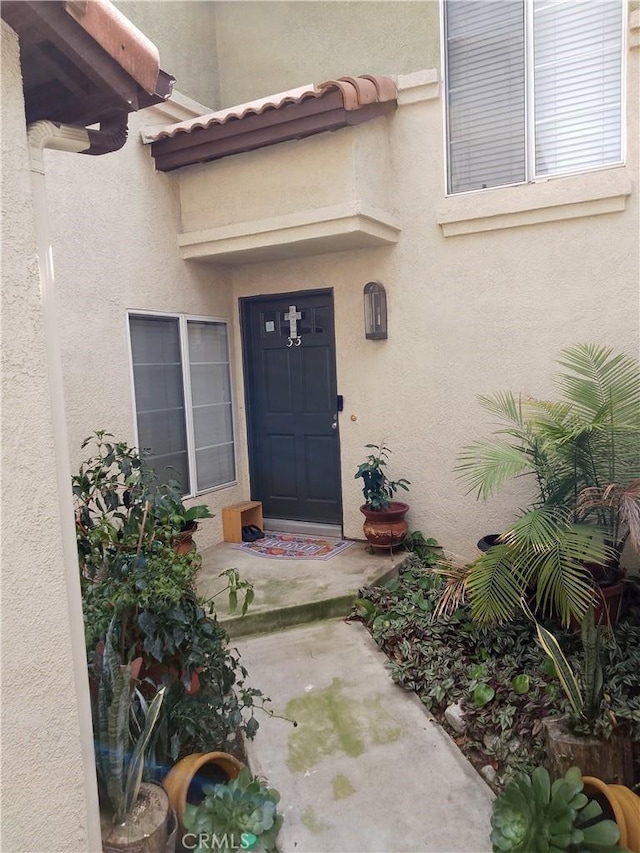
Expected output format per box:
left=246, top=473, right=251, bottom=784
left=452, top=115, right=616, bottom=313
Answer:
left=239, top=287, right=343, bottom=524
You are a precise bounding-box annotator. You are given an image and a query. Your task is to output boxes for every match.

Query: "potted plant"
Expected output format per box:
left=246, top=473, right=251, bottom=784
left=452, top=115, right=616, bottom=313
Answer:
left=162, top=751, right=244, bottom=833
left=150, top=493, right=213, bottom=555
left=354, top=441, right=410, bottom=550
left=581, top=776, right=640, bottom=852
left=95, top=620, right=170, bottom=853
left=524, top=602, right=634, bottom=786
left=455, top=344, right=640, bottom=627
left=76, top=433, right=263, bottom=777
left=182, top=767, right=282, bottom=853
left=490, top=765, right=625, bottom=852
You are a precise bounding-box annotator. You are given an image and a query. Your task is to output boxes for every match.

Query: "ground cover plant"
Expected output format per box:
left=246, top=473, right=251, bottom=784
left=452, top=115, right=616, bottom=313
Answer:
left=352, top=551, right=640, bottom=791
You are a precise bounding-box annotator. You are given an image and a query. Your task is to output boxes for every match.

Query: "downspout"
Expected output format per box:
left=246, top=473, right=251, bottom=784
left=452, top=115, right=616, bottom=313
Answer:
left=27, top=119, right=118, bottom=853
left=84, top=114, right=129, bottom=156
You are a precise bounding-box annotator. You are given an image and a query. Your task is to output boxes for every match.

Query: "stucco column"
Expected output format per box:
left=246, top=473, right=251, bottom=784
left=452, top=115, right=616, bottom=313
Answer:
left=1, top=20, right=101, bottom=852
left=27, top=134, right=102, bottom=851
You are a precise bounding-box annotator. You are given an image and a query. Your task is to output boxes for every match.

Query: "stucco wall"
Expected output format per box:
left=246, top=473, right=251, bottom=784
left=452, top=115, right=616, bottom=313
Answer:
left=179, top=40, right=639, bottom=557
left=179, top=118, right=393, bottom=232
left=213, top=1, right=439, bottom=106
left=44, top=108, right=248, bottom=550
left=115, top=1, right=219, bottom=107
left=0, top=21, right=95, bottom=853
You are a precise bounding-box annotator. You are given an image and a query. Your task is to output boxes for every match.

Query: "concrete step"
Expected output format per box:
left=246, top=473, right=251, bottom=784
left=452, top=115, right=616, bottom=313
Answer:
left=196, top=538, right=404, bottom=638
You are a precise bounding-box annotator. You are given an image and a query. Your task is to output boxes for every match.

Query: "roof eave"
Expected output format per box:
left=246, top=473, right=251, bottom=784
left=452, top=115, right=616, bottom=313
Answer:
left=151, top=99, right=396, bottom=172
left=1, top=0, right=174, bottom=127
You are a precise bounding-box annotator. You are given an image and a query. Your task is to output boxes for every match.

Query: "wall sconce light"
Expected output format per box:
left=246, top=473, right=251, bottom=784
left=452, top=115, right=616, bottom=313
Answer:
left=363, top=281, right=387, bottom=340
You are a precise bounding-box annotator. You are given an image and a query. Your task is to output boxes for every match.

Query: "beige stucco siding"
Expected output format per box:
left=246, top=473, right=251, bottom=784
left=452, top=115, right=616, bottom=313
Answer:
left=0, top=21, right=95, bottom=852
left=179, top=48, right=639, bottom=557
left=44, top=110, right=249, bottom=549
left=115, top=0, right=219, bottom=108
left=213, top=1, right=440, bottom=107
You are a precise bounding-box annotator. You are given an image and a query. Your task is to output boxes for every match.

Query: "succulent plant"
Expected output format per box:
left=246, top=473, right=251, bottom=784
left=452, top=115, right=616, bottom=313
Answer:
left=490, top=766, right=624, bottom=852
left=183, top=767, right=282, bottom=852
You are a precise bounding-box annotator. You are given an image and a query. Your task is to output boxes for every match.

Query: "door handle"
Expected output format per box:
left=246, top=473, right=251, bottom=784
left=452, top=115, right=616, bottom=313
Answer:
left=331, top=414, right=338, bottom=430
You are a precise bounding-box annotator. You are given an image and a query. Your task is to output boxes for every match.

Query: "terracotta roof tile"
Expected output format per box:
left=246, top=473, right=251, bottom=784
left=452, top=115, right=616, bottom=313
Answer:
left=147, top=74, right=397, bottom=143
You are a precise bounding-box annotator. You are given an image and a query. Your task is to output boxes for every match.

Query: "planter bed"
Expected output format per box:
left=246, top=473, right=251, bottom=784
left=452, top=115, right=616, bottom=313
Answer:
left=351, top=554, right=640, bottom=792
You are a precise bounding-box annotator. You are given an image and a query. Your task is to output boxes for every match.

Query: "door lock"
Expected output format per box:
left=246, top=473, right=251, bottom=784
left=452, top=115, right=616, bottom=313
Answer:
left=331, top=414, right=338, bottom=430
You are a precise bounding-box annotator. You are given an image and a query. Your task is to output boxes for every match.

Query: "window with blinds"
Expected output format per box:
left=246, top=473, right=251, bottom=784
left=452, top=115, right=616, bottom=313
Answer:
left=444, top=0, right=624, bottom=195
left=129, top=313, right=236, bottom=495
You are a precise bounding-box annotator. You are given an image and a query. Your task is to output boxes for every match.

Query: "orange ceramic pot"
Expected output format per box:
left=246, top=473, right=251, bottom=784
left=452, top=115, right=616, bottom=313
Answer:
left=583, top=775, right=640, bottom=852
left=162, top=751, right=243, bottom=832
left=360, top=502, right=409, bottom=550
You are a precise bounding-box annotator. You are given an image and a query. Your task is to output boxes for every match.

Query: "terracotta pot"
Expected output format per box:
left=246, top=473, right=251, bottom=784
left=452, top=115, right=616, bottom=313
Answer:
left=140, top=662, right=202, bottom=695
left=592, top=582, right=624, bottom=627
left=583, top=776, right=640, bottom=852
left=101, top=782, right=170, bottom=853
left=569, top=582, right=624, bottom=630
left=162, top=751, right=244, bottom=832
left=172, top=522, right=198, bottom=555
left=360, top=502, right=409, bottom=550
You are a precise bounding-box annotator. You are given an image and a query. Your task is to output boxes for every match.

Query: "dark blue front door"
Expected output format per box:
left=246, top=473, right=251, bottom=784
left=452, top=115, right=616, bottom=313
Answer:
left=242, top=290, right=342, bottom=524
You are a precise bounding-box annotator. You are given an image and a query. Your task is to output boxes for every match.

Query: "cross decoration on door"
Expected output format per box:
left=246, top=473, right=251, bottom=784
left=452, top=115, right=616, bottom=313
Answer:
left=284, top=305, right=302, bottom=347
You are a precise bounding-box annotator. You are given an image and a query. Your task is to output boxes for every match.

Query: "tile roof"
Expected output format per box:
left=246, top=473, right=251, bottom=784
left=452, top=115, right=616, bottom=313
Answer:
left=146, top=75, right=397, bottom=143
left=63, top=0, right=161, bottom=96
left=1, top=0, right=174, bottom=126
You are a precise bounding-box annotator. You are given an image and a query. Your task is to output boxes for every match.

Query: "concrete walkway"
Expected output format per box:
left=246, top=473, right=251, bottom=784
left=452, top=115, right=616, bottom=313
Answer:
left=196, top=538, right=493, bottom=852
left=237, top=620, right=493, bottom=853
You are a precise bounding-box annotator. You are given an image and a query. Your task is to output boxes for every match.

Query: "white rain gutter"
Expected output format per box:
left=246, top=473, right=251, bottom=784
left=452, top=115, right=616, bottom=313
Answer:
left=27, top=120, right=102, bottom=853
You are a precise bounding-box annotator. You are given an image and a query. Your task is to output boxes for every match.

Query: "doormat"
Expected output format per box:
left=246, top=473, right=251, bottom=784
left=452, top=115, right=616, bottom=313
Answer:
left=235, top=532, right=353, bottom=561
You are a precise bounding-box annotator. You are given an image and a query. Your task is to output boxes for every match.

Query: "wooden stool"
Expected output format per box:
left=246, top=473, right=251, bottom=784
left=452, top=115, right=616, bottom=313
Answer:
left=222, top=501, right=264, bottom=544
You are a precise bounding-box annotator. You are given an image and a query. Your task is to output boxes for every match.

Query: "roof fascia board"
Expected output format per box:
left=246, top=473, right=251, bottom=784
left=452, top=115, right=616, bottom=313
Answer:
left=152, top=91, right=345, bottom=155
left=152, top=100, right=395, bottom=172
left=153, top=108, right=350, bottom=172
left=2, top=1, right=141, bottom=112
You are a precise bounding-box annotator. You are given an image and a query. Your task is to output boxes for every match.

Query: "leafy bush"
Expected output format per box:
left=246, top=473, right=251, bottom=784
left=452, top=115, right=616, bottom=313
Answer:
left=354, top=441, right=410, bottom=511
left=75, top=432, right=261, bottom=766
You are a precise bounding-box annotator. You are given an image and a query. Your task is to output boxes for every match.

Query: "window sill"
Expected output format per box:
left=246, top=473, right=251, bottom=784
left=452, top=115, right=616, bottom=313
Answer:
left=436, top=168, right=633, bottom=237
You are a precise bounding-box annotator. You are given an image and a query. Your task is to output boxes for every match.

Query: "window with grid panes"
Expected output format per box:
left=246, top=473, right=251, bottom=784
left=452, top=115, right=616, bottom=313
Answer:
left=128, top=313, right=235, bottom=494
left=443, top=0, right=624, bottom=194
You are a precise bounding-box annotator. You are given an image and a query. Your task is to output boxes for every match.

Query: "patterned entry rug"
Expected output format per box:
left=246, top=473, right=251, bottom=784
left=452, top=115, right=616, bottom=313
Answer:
left=235, top=532, right=353, bottom=561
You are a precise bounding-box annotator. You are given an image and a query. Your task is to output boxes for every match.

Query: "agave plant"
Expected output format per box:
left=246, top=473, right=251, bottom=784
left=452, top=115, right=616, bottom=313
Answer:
left=95, top=618, right=166, bottom=823
left=456, top=344, right=640, bottom=626
left=491, top=765, right=623, bottom=852
left=183, top=767, right=282, bottom=852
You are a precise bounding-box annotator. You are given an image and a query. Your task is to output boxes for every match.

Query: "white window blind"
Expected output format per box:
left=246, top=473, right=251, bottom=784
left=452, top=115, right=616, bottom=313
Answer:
left=444, top=0, right=624, bottom=194
left=533, top=0, right=623, bottom=176
left=129, top=314, right=190, bottom=490
left=445, top=0, right=526, bottom=193
left=187, top=321, right=235, bottom=491
left=129, top=314, right=236, bottom=495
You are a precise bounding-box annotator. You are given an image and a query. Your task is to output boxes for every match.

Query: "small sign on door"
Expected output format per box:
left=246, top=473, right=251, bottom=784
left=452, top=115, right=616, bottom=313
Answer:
left=265, top=321, right=275, bottom=332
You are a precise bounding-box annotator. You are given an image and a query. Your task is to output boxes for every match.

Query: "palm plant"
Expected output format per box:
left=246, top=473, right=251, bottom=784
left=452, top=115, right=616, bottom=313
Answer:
left=455, top=344, right=640, bottom=626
